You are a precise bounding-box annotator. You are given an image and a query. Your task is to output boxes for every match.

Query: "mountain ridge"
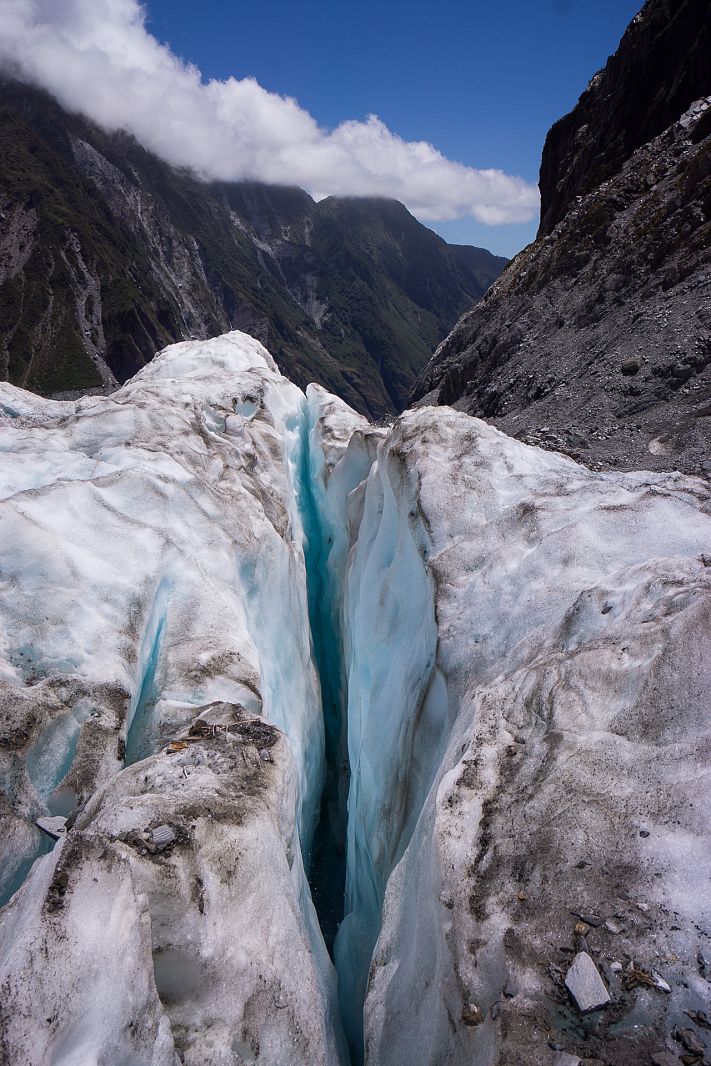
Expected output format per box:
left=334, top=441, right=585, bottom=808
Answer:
left=411, top=0, right=711, bottom=475
left=0, top=77, right=506, bottom=418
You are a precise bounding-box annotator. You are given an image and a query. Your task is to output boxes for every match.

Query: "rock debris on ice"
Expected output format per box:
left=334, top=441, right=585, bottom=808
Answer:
left=564, top=951, right=610, bottom=1012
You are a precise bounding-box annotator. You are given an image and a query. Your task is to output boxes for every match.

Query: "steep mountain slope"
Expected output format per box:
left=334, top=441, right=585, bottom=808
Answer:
left=538, top=0, right=711, bottom=237
left=0, top=79, right=505, bottom=418
left=411, top=0, right=711, bottom=474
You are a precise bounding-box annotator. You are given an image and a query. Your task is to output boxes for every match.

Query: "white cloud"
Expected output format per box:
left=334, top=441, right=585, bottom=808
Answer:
left=0, top=0, right=540, bottom=225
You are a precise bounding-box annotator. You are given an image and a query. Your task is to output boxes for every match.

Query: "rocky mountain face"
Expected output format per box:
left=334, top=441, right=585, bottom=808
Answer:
left=0, top=79, right=505, bottom=418
left=411, top=0, right=711, bottom=474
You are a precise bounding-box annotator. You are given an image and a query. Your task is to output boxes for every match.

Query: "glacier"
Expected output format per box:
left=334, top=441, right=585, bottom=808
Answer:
left=0, top=330, right=710, bottom=1066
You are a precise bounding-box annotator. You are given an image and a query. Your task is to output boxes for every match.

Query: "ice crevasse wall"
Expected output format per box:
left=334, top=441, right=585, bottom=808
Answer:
left=0, top=331, right=711, bottom=1066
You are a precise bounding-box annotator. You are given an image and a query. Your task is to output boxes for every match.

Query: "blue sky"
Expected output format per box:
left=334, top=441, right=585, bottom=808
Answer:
left=1, top=0, right=642, bottom=258
left=144, top=0, right=641, bottom=256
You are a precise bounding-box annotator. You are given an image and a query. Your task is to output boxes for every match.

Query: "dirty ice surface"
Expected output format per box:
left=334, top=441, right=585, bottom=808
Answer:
left=1, top=330, right=711, bottom=1066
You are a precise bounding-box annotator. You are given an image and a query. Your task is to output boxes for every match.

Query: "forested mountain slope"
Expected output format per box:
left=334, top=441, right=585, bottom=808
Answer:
left=0, top=79, right=505, bottom=417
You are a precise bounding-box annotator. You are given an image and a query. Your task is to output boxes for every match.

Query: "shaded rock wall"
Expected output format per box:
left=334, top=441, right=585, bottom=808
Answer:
left=411, top=0, right=711, bottom=476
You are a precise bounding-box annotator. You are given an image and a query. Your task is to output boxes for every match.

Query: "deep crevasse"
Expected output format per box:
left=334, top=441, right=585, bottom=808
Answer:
left=295, top=388, right=357, bottom=949
left=292, top=379, right=711, bottom=1065
left=0, top=331, right=421, bottom=1063
left=300, top=394, right=463, bottom=1060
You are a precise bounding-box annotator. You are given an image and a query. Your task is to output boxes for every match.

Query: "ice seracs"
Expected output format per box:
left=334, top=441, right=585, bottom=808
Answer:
left=1, top=329, right=711, bottom=1065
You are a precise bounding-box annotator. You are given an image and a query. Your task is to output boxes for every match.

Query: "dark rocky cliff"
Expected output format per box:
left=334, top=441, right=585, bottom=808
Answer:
left=411, top=0, right=711, bottom=474
left=0, top=79, right=506, bottom=418
left=539, top=0, right=711, bottom=236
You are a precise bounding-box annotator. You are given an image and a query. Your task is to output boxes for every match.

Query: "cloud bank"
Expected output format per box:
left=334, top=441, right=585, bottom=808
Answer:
left=0, top=0, right=539, bottom=225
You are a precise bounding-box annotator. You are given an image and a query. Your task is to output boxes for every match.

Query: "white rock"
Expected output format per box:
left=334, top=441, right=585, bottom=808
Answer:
left=151, top=824, right=176, bottom=849
left=564, top=952, right=611, bottom=1012
left=35, top=816, right=67, bottom=840
left=554, top=1053, right=581, bottom=1066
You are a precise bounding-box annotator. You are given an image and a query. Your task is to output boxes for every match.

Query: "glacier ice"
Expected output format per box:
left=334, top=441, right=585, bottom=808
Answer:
left=300, top=391, right=711, bottom=1062
left=1, top=329, right=711, bottom=1065
left=357, top=411, right=711, bottom=1065
left=334, top=425, right=451, bottom=1057
left=0, top=333, right=346, bottom=1063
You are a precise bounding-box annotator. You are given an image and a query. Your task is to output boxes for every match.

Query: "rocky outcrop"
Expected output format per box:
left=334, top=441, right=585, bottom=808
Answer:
left=538, top=0, right=711, bottom=237
left=411, top=0, right=711, bottom=475
left=0, top=79, right=505, bottom=417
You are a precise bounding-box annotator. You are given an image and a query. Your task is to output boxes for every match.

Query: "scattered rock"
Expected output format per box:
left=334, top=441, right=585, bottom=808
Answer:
left=651, top=1053, right=681, bottom=1066
left=573, top=911, right=603, bottom=927
left=685, top=1010, right=711, bottom=1030
left=553, top=1053, right=581, bottom=1066
left=679, top=1029, right=706, bottom=1055
left=151, top=824, right=176, bottom=851
left=564, top=951, right=611, bottom=1012
left=45, top=869, right=70, bottom=913
left=235, top=718, right=279, bottom=749
left=0, top=727, right=30, bottom=750
left=605, top=919, right=623, bottom=934
left=461, top=1002, right=483, bottom=1026
left=619, top=965, right=672, bottom=995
